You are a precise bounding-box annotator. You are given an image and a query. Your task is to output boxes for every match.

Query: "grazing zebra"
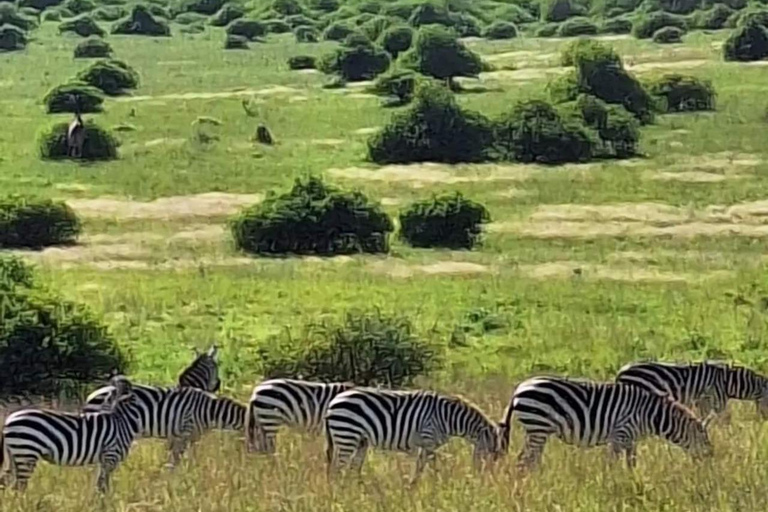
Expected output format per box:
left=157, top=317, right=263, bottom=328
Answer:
left=83, top=385, right=246, bottom=467
left=324, top=388, right=502, bottom=484
left=616, top=360, right=768, bottom=422
left=499, top=376, right=714, bottom=472
left=178, top=345, right=221, bottom=392
left=0, top=376, right=140, bottom=493
left=245, top=378, right=354, bottom=454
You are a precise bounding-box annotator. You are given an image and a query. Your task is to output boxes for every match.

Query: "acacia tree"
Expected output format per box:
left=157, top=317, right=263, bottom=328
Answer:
left=400, top=25, right=483, bottom=89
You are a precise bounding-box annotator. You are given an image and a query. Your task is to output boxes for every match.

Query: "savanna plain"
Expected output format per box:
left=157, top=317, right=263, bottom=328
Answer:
left=4, top=9, right=768, bottom=512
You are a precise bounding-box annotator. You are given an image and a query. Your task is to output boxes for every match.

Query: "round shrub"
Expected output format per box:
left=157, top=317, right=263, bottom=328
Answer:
left=0, top=4, right=37, bottom=31
left=263, top=18, right=290, bottom=33
left=209, top=3, right=243, bottom=26
left=177, top=0, right=224, bottom=15
left=73, top=35, right=112, bottom=57
left=633, top=12, right=687, bottom=38
left=564, top=94, right=640, bottom=158
left=360, top=14, right=396, bottom=41
left=0, top=23, right=27, bottom=51
left=271, top=0, right=303, bottom=16
left=39, top=120, right=119, bottom=160
left=368, top=81, right=494, bottom=164
left=77, top=59, right=139, bottom=95
left=284, top=14, right=316, bottom=28
left=736, top=9, right=768, bottom=29
left=600, top=16, right=632, bottom=34
left=323, top=20, right=354, bottom=40
left=561, top=38, right=621, bottom=67
left=0, top=198, right=80, bottom=249
left=483, top=20, right=518, bottom=39
left=257, top=311, right=440, bottom=387
left=542, top=0, right=579, bottom=22
left=724, top=19, right=768, bottom=61
left=309, top=0, right=338, bottom=12
left=231, top=176, right=393, bottom=256
left=557, top=16, right=598, bottom=36
left=58, top=14, right=104, bottom=36
left=180, top=21, right=205, bottom=33
left=400, top=25, right=484, bottom=85
left=43, top=81, right=105, bottom=113
left=18, top=0, right=62, bottom=11
left=224, top=33, right=248, bottom=49
left=535, top=22, right=560, bottom=37
left=370, top=68, right=420, bottom=105
left=92, top=6, right=126, bottom=21
left=407, top=2, right=451, bottom=27
left=43, top=9, right=63, bottom=21
left=226, top=19, right=265, bottom=40
left=294, top=25, right=319, bottom=42
left=379, top=23, right=412, bottom=57
left=648, top=73, right=716, bottom=112
left=494, top=100, right=594, bottom=164
left=653, top=25, right=683, bottom=43
left=319, top=38, right=390, bottom=81
left=111, top=5, right=170, bottom=35
left=400, top=192, right=490, bottom=250
left=692, top=4, right=733, bottom=30
left=64, top=0, right=94, bottom=15
left=287, top=54, right=316, bottom=69
left=173, top=11, right=206, bottom=24
left=358, top=0, right=382, bottom=14
left=382, top=2, right=419, bottom=20
left=449, top=12, right=482, bottom=37
left=494, top=4, right=536, bottom=25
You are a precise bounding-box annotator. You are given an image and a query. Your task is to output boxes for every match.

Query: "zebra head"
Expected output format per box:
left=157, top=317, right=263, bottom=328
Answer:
left=179, top=344, right=221, bottom=393
left=660, top=398, right=714, bottom=459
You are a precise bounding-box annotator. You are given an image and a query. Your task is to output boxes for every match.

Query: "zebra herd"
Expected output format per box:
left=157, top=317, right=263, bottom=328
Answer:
left=2, top=349, right=768, bottom=494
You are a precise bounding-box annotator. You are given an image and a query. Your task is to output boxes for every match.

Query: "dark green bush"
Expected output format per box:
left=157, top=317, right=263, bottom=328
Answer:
left=379, top=24, right=412, bottom=57
left=257, top=311, right=440, bottom=387
left=319, top=37, right=390, bottom=81
left=535, top=22, right=560, bottom=36
left=342, top=31, right=372, bottom=48
left=173, top=11, right=207, bottom=24
left=224, top=33, right=248, bottom=48
left=370, top=68, right=420, bottom=105
left=560, top=37, right=621, bottom=66
left=653, top=25, right=683, bottom=42
left=382, top=2, right=419, bottom=20
left=557, top=16, right=598, bottom=36
left=177, top=0, right=224, bottom=15
left=64, top=0, right=94, bottom=15
left=287, top=54, right=316, bottom=69
left=111, top=4, right=170, bottom=35
left=408, top=2, right=451, bottom=27
left=209, top=3, right=243, bottom=26
left=0, top=4, right=37, bottom=30
left=38, top=120, right=119, bottom=160
left=400, top=25, right=483, bottom=86
left=294, top=24, right=319, bottom=42
left=309, top=0, right=338, bottom=12
left=43, top=81, right=105, bottom=113
left=145, top=4, right=169, bottom=19
left=724, top=19, right=768, bottom=61
left=542, top=0, right=580, bottom=22
left=43, top=9, right=63, bottom=21
left=400, top=192, right=490, bottom=250
left=0, top=198, right=81, bottom=249
left=600, top=16, right=632, bottom=33
left=495, top=4, right=536, bottom=25
left=74, top=36, right=112, bottom=57
left=483, top=20, right=518, bottom=39
left=358, top=0, right=382, bottom=14
left=263, top=18, right=290, bottom=33
left=19, top=0, right=63, bottom=11
left=77, top=59, right=139, bottom=95
left=59, top=14, right=105, bottom=36
left=0, top=23, right=27, bottom=51
left=323, top=20, right=354, bottom=40
left=563, top=94, right=640, bottom=158
left=494, top=100, right=594, bottom=164
left=647, top=73, right=716, bottom=112
left=226, top=18, right=265, bottom=40
left=368, top=81, right=494, bottom=164
left=360, top=14, right=396, bottom=40
left=92, top=6, right=126, bottom=21
left=230, top=176, right=393, bottom=256
left=633, top=12, right=687, bottom=38
left=271, top=0, right=303, bottom=16
left=284, top=13, right=316, bottom=28
left=650, top=0, right=700, bottom=14
left=449, top=12, right=483, bottom=37
left=690, top=4, right=733, bottom=29
left=736, top=9, right=768, bottom=29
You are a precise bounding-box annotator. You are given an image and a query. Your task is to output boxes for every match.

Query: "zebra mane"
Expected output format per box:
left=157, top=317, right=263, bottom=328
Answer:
left=440, top=393, right=496, bottom=427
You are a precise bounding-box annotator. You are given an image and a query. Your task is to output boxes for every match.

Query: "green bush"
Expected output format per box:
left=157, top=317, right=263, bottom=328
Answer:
left=449, top=12, right=483, bottom=37
left=535, top=21, right=560, bottom=36
left=370, top=68, right=420, bottom=105
left=382, top=2, right=419, bottom=20
left=647, top=73, right=716, bottom=112
left=287, top=54, right=316, bottom=69
left=633, top=12, right=687, bottom=38
left=74, top=36, right=112, bottom=58
left=0, top=198, right=81, bottom=249
left=92, top=6, right=126, bottom=21
left=690, top=4, right=733, bottom=29
left=323, top=20, right=354, bottom=40
left=284, top=13, right=317, bottom=28
left=43, top=81, right=105, bottom=113
left=111, top=4, right=170, bottom=35
left=400, top=192, right=490, bottom=250
left=177, top=0, right=224, bottom=15
left=231, top=176, right=393, bottom=256
left=38, top=120, right=119, bottom=160
left=736, top=9, right=768, bottom=29
left=64, top=0, right=94, bottom=15
left=542, top=0, right=580, bottom=22
left=43, top=9, right=63, bottom=21
left=379, top=24, right=412, bottom=57
left=173, top=11, right=207, bottom=24
left=600, top=16, right=632, bottom=33
left=560, top=37, right=621, bottom=67
left=179, top=21, right=205, bottom=33
left=494, top=100, right=594, bottom=164
left=19, top=0, right=63, bottom=11
left=271, top=0, right=303, bottom=16
left=483, top=20, right=518, bottom=39
left=0, top=23, right=27, bottom=51
left=319, top=37, right=390, bottom=81
left=263, top=18, right=290, bottom=33
left=368, top=81, right=494, bottom=164
left=294, top=24, right=319, bottom=42
left=495, top=4, right=536, bottom=25
left=226, top=18, right=266, bottom=40
left=258, top=311, right=440, bottom=387
left=0, top=256, right=128, bottom=397
left=653, top=25, right=683, bottom=43
left=77, top=59, right=139, bottom=95
left=558, top=16, right=598, bottom=36
left=358, top=0, right=382, bottom=14
left=723, top=19, right=768, bottom=61
left=309, top=0, right=338, bottom=12
left=146, top=3, right=169, bottom=19
left=224, top=33, right=248, bottom=48
left=360, top=14, right=397, bottom=40
left=58, top=14, right=105, bottom=36
left=400, top=25, right=483, bottom=86
left=408, top=2, right=451, bottom=27
left=0, top=255, right=34, bottom=290
left=563, top=94, right=640, bottom=158
left=0, top=4, right=37, bottom=31
left=208, top=3, right=243, bottom=26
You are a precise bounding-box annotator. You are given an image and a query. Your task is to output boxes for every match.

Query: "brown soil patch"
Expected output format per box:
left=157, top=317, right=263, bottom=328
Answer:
left=115, top=85, right=298, bottom=103
left=368, top=260, right=492, bottom=278
left=626, top=59, right=709, bottom=73
left=68, top=192, right=263, bottom=220
left=517, top=262, right=730, bottom=283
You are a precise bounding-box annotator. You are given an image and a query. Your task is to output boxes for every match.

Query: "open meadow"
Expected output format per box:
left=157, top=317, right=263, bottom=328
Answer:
left=3, top=2, right=768, bottom=510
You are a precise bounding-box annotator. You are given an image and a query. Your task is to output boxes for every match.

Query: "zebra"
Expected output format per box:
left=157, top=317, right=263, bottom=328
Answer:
left=498, top=376, right=714, bottom=472
left=615, top=360, right=768, bottom=423
left=0, top=375, right=140, bottom=493
left=178, top=345, right=221, bottom=392
left=324, top=387, right=503, bottom=484
left=245, top=378, right=354, bottom=454
left=83, top=385, right=246, bottom=467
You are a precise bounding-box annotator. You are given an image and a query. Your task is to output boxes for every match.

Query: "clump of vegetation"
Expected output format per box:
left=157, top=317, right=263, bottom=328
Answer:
left=263, top=18, right=290, bottom=33
left=633, top=11, right=687, bottom=39
left=294, top=25, right=319, bottom=42
left=58, top=14, right=105, bottom=36
left=208, top=3, right=243, bottom=26
left=368, top=81, right=493, bottom=164
left=600, top=16, right=632, bottom=34
left=562, top=94, right=640, bottom=158
left=73, top=36, right=112, bottom=58
left=230, top=176, right=393, bottom=256
left=647, top=73, right=716, bottom=112
left=323, top=20, right=355, bottom=40
left=319, top=35, right=390, bottom=81
left=76, top=58, right=139, bottom=95
left=407, top=2, right=451, bottom=27
left=177, top=0, right=225, bottom=15
left=0, top=23, right=27, bottom=51
left=271, top=0, right=303, bottom=16
left=226, top=19, right=266, bottom=40
left=92, top=5, right=126, bottom=21
left=691, top=4, right=733, bottom=30
left=287, top=54, right=316, bottom=69
left=257, top=311, right=440, bottom=387
left=379, top=23, right=413, bottom=57
left=558, top=16, right=598, bottom=36
left=64, top=0, right=95, bottom=15
left=310, top=0, right=338, bottom=12
left=359, top=14, right=396, bottom=40
left=535, top=22, right=560, bottom=37
left=43, top=9, right=64, bottom=21
left=43, top=81, right=105, bottom=113
left=0, top=198, right=80, bottom=249
left=173, top=11, right=207, bottom=24
left=38, top=120, right=119, bottom=160
left=0, top=4, right=37, bottom=31
left=224, top=33, right=248, bottom=49
left=111, top=4, right=170, bottom=36
left=483, top=20, right=518, bottom=39
left=400, top=192, right=491, bottom=250
left=653, top=25, right=683, bottom=43
left=400, top=25, right=484, bottom=88
left=723, top=19, right=768, bottom=61
left=370, top=68, right=420, bottom=105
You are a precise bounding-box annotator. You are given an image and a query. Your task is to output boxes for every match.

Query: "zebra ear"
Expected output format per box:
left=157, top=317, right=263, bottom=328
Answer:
left=207, top=345, right=219, bottom=361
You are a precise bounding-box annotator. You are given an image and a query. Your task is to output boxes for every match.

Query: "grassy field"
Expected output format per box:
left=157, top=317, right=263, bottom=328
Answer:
left=3, top=17, right=768, bottom=511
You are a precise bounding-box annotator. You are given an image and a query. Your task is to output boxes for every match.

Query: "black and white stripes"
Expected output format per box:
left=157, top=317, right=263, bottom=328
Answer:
left=0, top=376, right=140, bottom=492
left=324, top=387, right=502, bottom=483
left=178, top=345, right=221, bottom=393
left=500, top=376, right=713, bottom=471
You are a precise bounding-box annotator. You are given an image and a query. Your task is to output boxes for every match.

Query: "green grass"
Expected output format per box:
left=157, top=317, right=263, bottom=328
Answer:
left=4, top=18, right=768, bottom=511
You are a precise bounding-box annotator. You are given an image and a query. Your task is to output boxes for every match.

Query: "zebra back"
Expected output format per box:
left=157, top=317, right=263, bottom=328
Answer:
left=615, top=361, right=728, bottom=406
left=178, top=345, right=221, bottom=392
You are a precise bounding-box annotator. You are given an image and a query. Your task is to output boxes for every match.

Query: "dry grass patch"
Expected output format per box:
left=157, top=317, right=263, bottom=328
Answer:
left=626, top=59, right=709, bottom=73
left=367, top=260, right=493, bottom=278
left=516, top=261, right=730, bottom=283
left=114, top=85, right=299, bottom=103
left=646, top=171, right=747, bottom=183
left=353, top=127, right=380, bottom=136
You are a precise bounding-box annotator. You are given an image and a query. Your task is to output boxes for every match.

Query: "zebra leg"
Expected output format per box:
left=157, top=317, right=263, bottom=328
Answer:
left=409, top=448, right=436, bottom=486
left=11, top=456, right=37, bottom=492
left=350, top=441, right=369, bottom=478
left=516, top=433, right=547, bottom=473
left=97, top=453, right=119, bottom=493
left=609, top=431, right=637, bottom=470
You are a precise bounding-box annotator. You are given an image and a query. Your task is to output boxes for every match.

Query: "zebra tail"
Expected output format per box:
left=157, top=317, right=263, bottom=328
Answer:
left=244, top=402, right=257, bottom=452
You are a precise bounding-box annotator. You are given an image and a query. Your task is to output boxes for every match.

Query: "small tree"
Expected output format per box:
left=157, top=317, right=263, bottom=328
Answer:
left=379, top=24, right=413, bottom=57
left=563, top=94, right=640, bottom=158
left=0, top=4, right=37, bottom=31
left=323, top=20, right=355, bottom=40
left=226, top=19, right=266, bottom=40
left=558, top=16, right=598, bottom=36
left=294, top=25, right=319, bottom=42
left=407, top=2, right=451, bottom=27
left=400, top=192, right=491, bottom=250
left=58, top=14, right=105, bottom=36
left=38, top=120, right=119, bottom=160
left=287, top=54, right=316, bottom=70
left=483, top=21, right=518, bottom=39
left=0, top=24, right=27, bottom=51
left=209, top=3, right=243, bottom=26
left=73, top=36, right=113, bottom=58
left=318, top=37, right=390, bottom=81
left=43, top=81, right=105, bottom=113
left=400, top=25, right=484, bottom=88
left=224, top=33, right=249, bottom=49
left=724, top=19, right=768, bottom=61
left=111, top=4, right=169, bottom=36
left=600, top=16, right=632, bottom=34
left=633, top=12, right=687, bottom=39
left=647, top=73, right=716, bottom=112
left=0, top=197, right=81, bottom=249
left=76, top=59, right=139, bottom=95
left=370, top=68, right=420, bottom=105
left=653, top=26, right=683, bottom=43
